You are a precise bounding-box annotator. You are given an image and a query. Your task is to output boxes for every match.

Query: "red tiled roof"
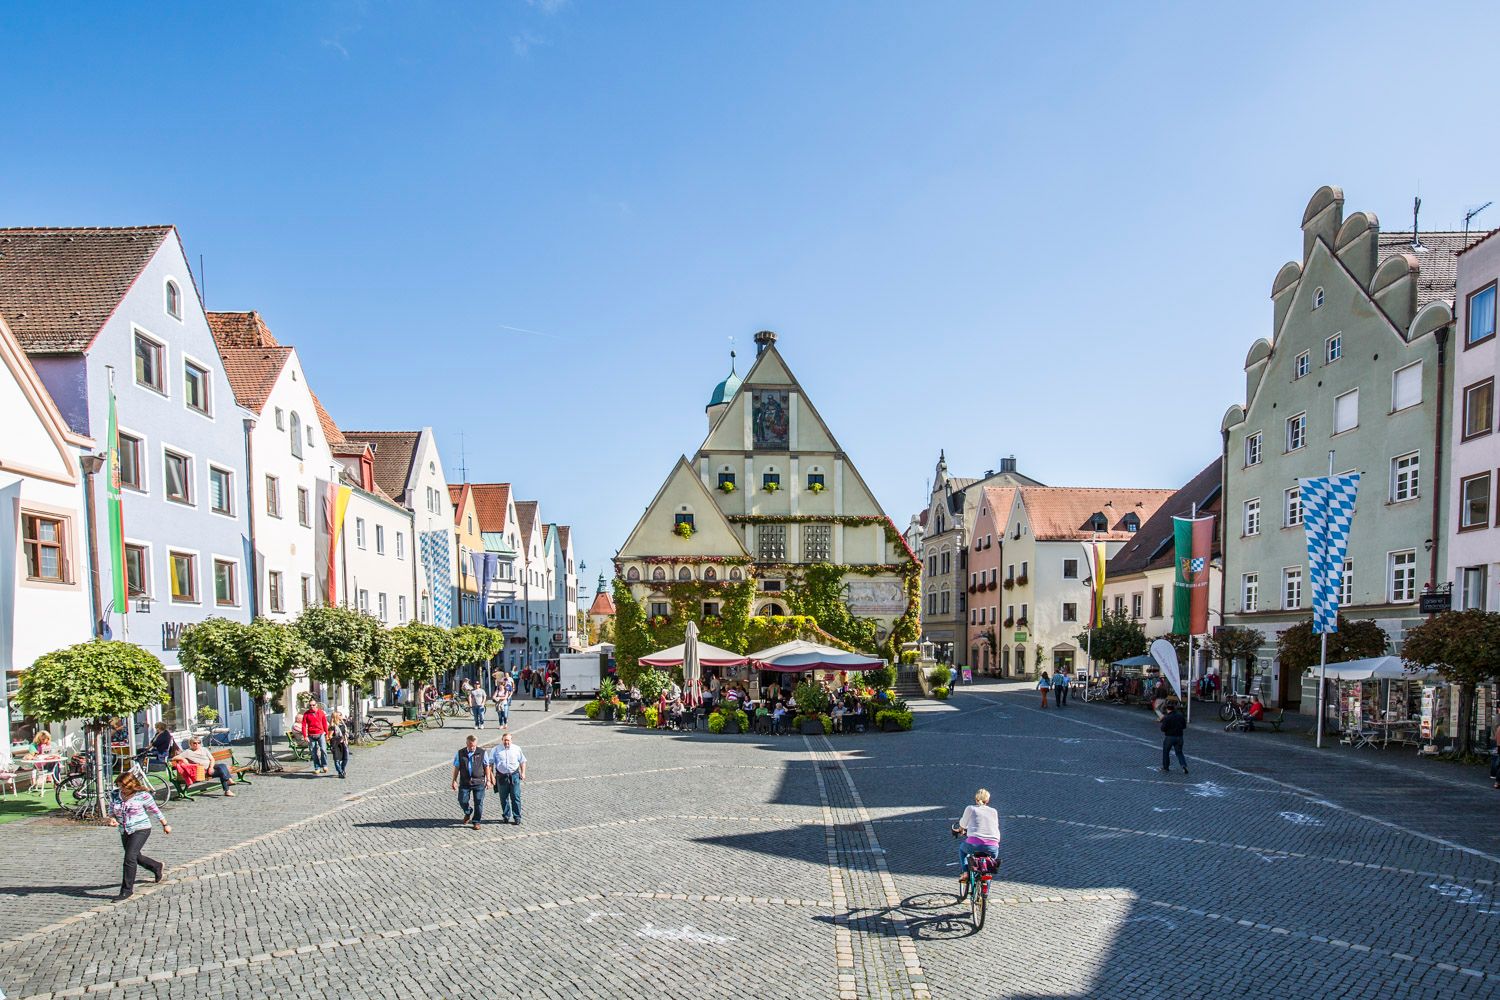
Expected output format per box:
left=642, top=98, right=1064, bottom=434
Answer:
left=1108, top=460, right=1224, bottom=577
left=978, top=486, right=1018, bottom=529
left=310, top=391, right=344, bottom=445
left=542, top=524, right=552, bottom=545
left=557, top=525, right=571, bottom=552
left=218, top=346, right=291, bottom=414
left=0, top=226, right=174, bottom=353
left=1018, top=486, right=1177, bottom=541
left=341, top=430, right=419, bottom=504
left=468, top=484, right=512, bottom=533
left=447, top=484, right=471, bottom=526
left=588, top=589, right=615, bottom=616
left=515, top=500, right=539, bottom=548
left=206, top=311, right=279, bottom=350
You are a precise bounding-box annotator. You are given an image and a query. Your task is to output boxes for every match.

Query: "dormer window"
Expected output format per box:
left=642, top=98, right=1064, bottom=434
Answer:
left=1313, top=286, right=1325, bottom=310
left=166, top=279, right=182, bottom=320
left=1088, top=513, right=1108, bottom=532
left=1123, top=513, right=1140, bottom=533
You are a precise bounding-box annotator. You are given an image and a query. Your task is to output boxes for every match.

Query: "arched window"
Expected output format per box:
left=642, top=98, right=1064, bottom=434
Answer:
left=652, top=567, right=666, bottom=581
left=729, top=568, right=742, bottom=581
left=290, top=412, right=303, bottom=458
left=1313, top=286, right=1325, bottom=309
left=626, top=567, right=640, bottom=582
left=165, top=279, right=182, bottom=319
left=762, top=602, right=785, bottom=617
left=677, top=567, right=692, bottom=581
left=704, top=566, right=717, bottom=581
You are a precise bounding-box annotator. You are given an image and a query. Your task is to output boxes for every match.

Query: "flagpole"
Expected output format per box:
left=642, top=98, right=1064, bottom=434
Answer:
left=1315, top=450, right=1333, bottom=749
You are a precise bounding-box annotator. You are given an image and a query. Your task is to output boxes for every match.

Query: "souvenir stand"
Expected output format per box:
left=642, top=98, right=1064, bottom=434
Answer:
left=1320, top=656, right=1434, bottom=750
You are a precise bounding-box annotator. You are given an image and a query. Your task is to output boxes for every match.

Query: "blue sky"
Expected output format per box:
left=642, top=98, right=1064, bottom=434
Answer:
left=4, top=1, right=1499, bottom=601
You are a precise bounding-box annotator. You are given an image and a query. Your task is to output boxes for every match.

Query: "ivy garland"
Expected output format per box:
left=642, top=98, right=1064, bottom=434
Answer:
left=727, top=514, right=918, bottom=564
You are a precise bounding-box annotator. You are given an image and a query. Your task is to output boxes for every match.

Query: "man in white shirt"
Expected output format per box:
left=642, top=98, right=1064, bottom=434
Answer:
left=486, top=733, right=527, bottom=825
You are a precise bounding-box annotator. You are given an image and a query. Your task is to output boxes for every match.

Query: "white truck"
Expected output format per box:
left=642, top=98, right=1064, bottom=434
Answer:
left=557, top=647, right=611, bottom=699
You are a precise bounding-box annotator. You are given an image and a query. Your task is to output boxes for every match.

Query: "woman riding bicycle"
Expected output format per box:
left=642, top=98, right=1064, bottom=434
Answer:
left=952, top=787, right=1000, bottom=890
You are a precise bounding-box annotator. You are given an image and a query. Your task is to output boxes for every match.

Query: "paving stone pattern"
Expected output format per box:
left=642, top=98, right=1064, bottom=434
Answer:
left=2, top=682, right=1500, bottom=998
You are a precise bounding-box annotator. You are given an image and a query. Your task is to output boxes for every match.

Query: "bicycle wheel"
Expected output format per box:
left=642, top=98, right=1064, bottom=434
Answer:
left=443, top=701, right=462, bottom=718
left=427, top=712, right=445, bottom=729
left=144, top=771, right=173, bottom=805
left=971, top=885, right=987, bottom=930
left=55, top=773, right=89, bottom=809
left=1218, top=703, right=1235, bottom=722
left=366, top=718, right=394, bottom=741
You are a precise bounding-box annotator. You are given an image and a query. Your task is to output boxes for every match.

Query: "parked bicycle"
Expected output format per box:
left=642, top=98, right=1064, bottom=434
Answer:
left=55, top=750, right=171, bottom=818
left=358, top=717, right=394, bottom=742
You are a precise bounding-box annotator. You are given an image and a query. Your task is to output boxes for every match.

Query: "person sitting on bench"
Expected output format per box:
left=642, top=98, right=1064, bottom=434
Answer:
left=1246, top=694, right=1267, bottom=729
left=171, top=737, right=235, bottom=796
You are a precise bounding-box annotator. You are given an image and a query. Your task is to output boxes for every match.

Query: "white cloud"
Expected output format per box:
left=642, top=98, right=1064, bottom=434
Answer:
left=511, top=29, right=546, bottom=56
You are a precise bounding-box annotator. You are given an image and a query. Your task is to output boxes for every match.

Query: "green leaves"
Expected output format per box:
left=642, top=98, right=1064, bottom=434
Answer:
left=1276, top=616, right=1387, bottom=674
left=1402, top=610, right=1500, bottom=686
left=18, top=640, right=168, bottom=724
left=178, top=617, right=323, bottom=698
left=296, top=605, right=384, bottom=691
left=383, top=622, right=456, bottom=687
left=1075, top=610, right=1149, bottom=665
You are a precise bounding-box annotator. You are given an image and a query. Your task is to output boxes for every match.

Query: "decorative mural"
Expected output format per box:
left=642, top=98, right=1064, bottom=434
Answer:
left=752, top=389, right=789, bottom=449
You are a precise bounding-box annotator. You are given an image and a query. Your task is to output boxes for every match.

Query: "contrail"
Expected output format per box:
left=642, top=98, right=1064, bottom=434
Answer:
left=497, top=323, right=554, bottom=338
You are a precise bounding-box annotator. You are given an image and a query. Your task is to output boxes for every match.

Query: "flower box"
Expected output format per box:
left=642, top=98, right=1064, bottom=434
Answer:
left=799, top=718, right=824, bottom=735
left=881, top=718, right=903, bottom=733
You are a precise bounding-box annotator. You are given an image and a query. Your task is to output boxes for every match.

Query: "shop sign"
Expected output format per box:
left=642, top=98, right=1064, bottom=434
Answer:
left=1013, top=631, right=1028, bottom=643
left=161, top=622, right=187, bottom=651
left=1419, top=591, right=1452, bottom=614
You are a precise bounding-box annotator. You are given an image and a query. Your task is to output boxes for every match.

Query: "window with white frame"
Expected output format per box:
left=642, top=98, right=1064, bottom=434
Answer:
left=398, top=594, right=408, bottom=622
left=290, top=412, right=303, bottom=459
left=1151, top=586, right=1164, bottom=618
left=1388, top=550, right=1417, bottom=603
left=118, top=432, right=144, bottom=491
left=378, top=593, right=388, bottom=622
left=164, top=450, right=192, bottom=505
left=1243, top=497, right=1261, bottom=536
left=166, top=279, right=182, bottom=319
left=1062, top=558, right=1078, bottom=579
left=1286, top=412, right=1307, bottom=452
left=1245, top=432, right=1262, bottom=467
left=1390, top=452, right=1420, bottom=503
left=358, top=589, right=370, bottom=613
left=1283, top=486, right=1301, bottom=527
left=208, top=466, right=233, bottom=516
left=1242, top=573, right=1259, bottom=612
left=1461, top=472, right=1491, bottom=531
left=1294, top=351, right=1310, bottom=380
left=1062, top=602, right=1077, bottom=622
left=297, top=487, right=310, bottom=527
left=1131, top=593, right=1143, bottom=619
left=375, top=524, right=385, bottom=555
left=1282, top=567, right=1302, bottom=610
left=1325, top=333, right=1342, bottom=363
left=355, top=518, right=366, bottom=549
left=1392, top=362, right=1423, bottom=412
left=213, top=559, right=238, bottom=607
left=396, top=532, right=404, bottom=560
left=265, top=474, right=281, bottom=518
left=1333, top=389, right=1358, bottom=434
left=134, top=332, right=165, bottom=392
left=1462, top=565, right=1488, bottom=611
left=301, top=574, right=314, bottom=609
left=21, top=511, right=70, bottom=583
left=269, top=570, right=285, bottom=613
left=125, top=543, right=149, bottom=598
left=1339, top=560, right=1354, bottom=607
left=183, top=361, right=210, bottom=415
left=1313, top=286, right=1325, bottom=309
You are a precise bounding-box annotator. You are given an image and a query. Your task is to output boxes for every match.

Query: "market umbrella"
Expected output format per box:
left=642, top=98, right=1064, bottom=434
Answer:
left=1320, top=656, right=1437, bottom=681
left=683, top=620, right=701, bottom=703
left=638, top=641, right=750, bottom=668
left=749, top=638, right=886, bottom=673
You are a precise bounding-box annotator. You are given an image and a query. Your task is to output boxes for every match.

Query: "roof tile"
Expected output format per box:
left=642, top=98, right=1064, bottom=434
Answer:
left=341, top=430, right=420, bottom=504
left=1019, top=486, right=1178, bottom=542
left=1106, top=460, right=1223, bottom=577
left=467, top=484, right=512, bottom=533
left=218, top=346, right=291, bottom=414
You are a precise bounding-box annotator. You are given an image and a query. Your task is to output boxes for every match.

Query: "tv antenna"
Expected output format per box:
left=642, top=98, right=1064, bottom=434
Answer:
left=1465, top=202, right=1493, bottom=241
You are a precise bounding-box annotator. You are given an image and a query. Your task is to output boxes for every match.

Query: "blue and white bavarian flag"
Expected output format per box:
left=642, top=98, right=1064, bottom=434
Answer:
left=1298, top=472, right=1360, bottom=635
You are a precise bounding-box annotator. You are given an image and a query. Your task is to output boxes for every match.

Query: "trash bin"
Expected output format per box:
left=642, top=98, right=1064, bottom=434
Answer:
left=402, top=704, right=419, bottom=721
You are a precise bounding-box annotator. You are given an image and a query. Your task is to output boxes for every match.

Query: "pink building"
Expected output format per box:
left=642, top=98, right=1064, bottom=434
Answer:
left=965, top=486, right=1017, bottom=675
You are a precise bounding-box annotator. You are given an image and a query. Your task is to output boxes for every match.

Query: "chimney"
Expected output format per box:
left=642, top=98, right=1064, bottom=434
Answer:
left=754, top=330, right=777, bottom=357
left=998, top=456, right=1017, bottom=474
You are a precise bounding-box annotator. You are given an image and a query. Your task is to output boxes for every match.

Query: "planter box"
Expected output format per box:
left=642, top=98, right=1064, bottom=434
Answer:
left=799, top=718, right=825, bottom=735
left=722, top=719, right=741, bottom=735
left=882, top=719, right=904, bottom=732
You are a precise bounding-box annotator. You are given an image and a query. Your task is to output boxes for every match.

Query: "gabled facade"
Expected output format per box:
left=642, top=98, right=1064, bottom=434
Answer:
left=342, top=428, right=455, bottom=627
left=0, top=314, right=95, bottom=754
left=617, top=331, right=919, bottom=657
left=587, top=572, right=616, bottom=637
left=514, top=499, right=550, bottom=668
left=962, top=486, right=1018, bottom=675
left=468, top=482, right=523, bottom=667
left=916, top=453, right=1041, bottom=662
left=2, top=226, right=252, bottom=733
left=1221, top=186, right=1471, bottom=708
left=550, top=524, right=580, bottom=653
left=449, top=484, right=486, bottom=627
left=973, top=486, right=1174, bottom=678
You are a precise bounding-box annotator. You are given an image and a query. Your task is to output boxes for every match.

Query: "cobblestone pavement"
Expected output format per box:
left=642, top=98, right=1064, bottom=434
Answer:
left=2, top=682, right=1500, bottom=998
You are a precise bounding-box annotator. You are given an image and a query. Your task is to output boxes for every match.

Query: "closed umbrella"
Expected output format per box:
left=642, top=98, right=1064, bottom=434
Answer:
left=682, top=620, right=701, bottom=704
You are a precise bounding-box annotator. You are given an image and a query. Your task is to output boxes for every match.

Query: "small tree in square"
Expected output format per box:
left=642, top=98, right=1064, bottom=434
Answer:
left=1208, top=626, right=1266, bottom=695
left=384, top=623, right=457, bottom=693
left=1401, top=610, right=1500, bottom=758
left=296, top=605, right=386, bottom=737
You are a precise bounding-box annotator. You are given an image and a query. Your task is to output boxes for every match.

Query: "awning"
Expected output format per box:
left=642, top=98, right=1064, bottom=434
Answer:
left=1320, top=656, right=1437, bottom=681
left=638, top=640, right=751, bottom=669
left=748, top=639, right=886, bottom=673
left=1113, top=654, right=1156, bottom=667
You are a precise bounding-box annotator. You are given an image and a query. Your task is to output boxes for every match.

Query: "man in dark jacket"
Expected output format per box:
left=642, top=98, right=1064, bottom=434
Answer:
left=1160, top=700, right=1188, bottom=775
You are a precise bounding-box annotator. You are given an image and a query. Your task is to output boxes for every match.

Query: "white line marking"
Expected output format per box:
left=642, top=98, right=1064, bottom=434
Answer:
left=636, top=923, right=736, bottom=944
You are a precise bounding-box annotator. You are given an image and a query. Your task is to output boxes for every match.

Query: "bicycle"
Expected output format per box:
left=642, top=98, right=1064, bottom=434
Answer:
left=358, top=718, right=394, bottom=742
left=422, top=706, right=446, bottom=729
left=951, top=825, right=997, bottom=930
left=1219, top=693, right=1251, bottom=723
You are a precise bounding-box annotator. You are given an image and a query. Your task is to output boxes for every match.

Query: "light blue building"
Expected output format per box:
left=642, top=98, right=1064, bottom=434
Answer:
left=1, top=227, right=255, bottom=736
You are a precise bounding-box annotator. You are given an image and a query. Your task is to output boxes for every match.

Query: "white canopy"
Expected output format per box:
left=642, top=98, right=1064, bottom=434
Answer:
left=638, top=639, right=750, bottom=668
left=1321, top=656, right=1437, bottom=681
left=748, top=639, right=885, bottom=673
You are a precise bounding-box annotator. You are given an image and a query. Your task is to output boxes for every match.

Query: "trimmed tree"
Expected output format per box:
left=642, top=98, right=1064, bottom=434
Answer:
left=179, top=618, right=325, bottom=772
left=384, top=622, right=457, bottom=695
left=1276, top=616, right=1388, bottom=676
left=1401, top=610, right=1500, bottom=757
left=451, top=625, right=505, bottom=688
left=1075, top=610, right=1148, bottom=669
left=17, top=640, right=167, bottom=816
left=296, top=605, right=386, bottom=738
left=1208, top=626, right=1266, bottom=694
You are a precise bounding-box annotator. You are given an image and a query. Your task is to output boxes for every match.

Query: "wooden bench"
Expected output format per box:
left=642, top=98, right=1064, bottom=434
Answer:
left=171, top=749, right=254, bottom=801
left=1226, top=709, right=1285, bottom=733
left=286, top=731, right=310, bottom=760
left=388, top=719, right=426, bottom=738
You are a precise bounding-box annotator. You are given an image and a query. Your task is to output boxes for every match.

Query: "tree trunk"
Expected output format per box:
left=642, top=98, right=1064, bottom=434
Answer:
left=1457, top=682, right=1476, bottom=757
left=253, top=693, right=274, bottom=773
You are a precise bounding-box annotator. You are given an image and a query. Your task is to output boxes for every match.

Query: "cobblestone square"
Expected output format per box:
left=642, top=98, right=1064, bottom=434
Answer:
left=3, top=683, right=1500, bottom=999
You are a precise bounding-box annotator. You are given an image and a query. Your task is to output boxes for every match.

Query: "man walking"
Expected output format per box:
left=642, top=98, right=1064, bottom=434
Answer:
left=468, top=683, right=488, bottom=729
left=486, top=732, right=526, bottom=825
left=492, top=672, right=513, bottom=727
left=301, top=700, right=331, bottom=774
left=1052, top=669, right=1070, bottom=708
left=451, top=734, right=490, bottom=829
left=1160, top=699, right=1188, bottom=775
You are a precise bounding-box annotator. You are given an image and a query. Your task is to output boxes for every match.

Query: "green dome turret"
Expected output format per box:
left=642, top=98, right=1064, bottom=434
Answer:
left=706, top=351, right=741, bottom=410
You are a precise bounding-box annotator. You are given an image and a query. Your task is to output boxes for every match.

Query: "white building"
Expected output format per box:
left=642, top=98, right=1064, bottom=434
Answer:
left=1448, top=229, right=1500, bottom=611
left=468, top=483, right=524, bottom=669
left=0, top=315, right=95, bottom=757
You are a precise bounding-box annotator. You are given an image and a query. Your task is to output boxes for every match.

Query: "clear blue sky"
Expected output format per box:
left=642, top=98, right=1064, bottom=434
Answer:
left=5, top=1, right=1499, bottom=602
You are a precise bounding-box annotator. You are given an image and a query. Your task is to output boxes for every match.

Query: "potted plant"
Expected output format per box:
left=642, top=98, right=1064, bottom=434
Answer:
left=195, top=706, right=219, bottom=728
left=719, top=480, right=736, bottom=493
left=763, top=481, right=780, bottom=493
left=675, top=522, right=695, bottom=539
left=798, top=713, right=826, bottom=735
left=808, top=482, right=825, bottom=494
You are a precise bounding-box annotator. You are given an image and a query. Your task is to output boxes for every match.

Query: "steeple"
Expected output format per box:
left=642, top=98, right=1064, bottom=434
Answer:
left=706, top=349, right=741, bottom=429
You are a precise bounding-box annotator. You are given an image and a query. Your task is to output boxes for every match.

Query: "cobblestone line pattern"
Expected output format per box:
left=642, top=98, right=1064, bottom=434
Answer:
left=808, top=736, right=930, bottom=1000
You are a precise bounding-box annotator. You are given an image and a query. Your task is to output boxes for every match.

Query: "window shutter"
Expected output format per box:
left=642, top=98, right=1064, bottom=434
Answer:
left=1393, top=363, right=1422, bottom=411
